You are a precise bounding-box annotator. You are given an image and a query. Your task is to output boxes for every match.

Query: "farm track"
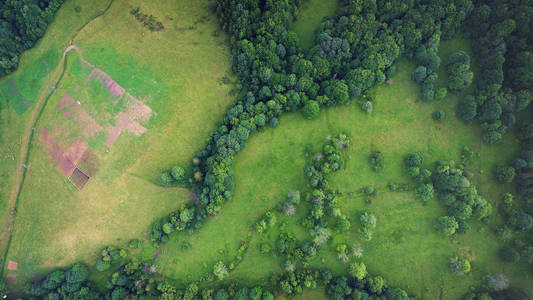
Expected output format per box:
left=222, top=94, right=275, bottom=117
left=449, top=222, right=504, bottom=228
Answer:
left=0, top=0, right=116, bottom=279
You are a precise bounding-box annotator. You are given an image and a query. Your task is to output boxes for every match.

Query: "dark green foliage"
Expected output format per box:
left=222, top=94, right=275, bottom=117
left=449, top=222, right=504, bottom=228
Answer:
left=302, top=100, right=320, bottom=119
left=435, top=88, right=447, bottom=100
left=436, top=216, right=459, bottom=236
left=158, top=172, right=174, bottom=186
left=412, top=66, right=428, bottom=83
left=368, top=151, right=383, bottom=172
left=404, top=153, right=424, bottom=167
left=457, top=95, right=477, bottom=122
left=500, top=247, right=520, bottom=262
left=432, top=110, right=445, bottom=121
left=446, top=51, right=473, bottom=93
left=130, top=7, right=164, bottom=31
left=0, top=0, right=65, bottom=77
left=511, top=211, right=533, bottom=231
left=494, top=165, right=515, bottom=183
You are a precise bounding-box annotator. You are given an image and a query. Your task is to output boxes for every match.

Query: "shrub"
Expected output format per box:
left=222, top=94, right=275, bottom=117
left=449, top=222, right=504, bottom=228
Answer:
left=435, top=88, right=447, bottom=100
left=170, top=166, right=186, bottom=182
left=449, top=256, right=471, bottom=275
left=499, top=247, right=520, bottom=263
left=158, top=172, right=174, bottom=186
left=404, top=153, right=424, bottom=167
left=360, top=212, right=376, bottom=229
left=494, top=165, right=515, bottom=184
left=456, top=95, right=477, bottom=122
left=436, top=216, right=458, bottom=236
left=432, top=110, right=445, bottom=121
left=349, top=262, right=367, bottom=280
left=302, top=100, right=320, bottom=119
left=213, top=261, right=229, bottom=280
left=511, top=211, right=533, bottom=230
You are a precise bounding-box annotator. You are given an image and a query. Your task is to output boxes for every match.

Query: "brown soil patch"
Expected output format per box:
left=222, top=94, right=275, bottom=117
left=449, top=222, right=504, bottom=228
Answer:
left=86, top=68, right=125, bottom=100
left=39, top=127, right=65, bottom=169
left=77, top=110, right=103, bottom=137
left=7, top=260, right=17, bottom=270
left=64, top=138, right=90, bottom=166
left=62, top=109, right=73, bottom=118
left=105, top=98, right=152, bottom=147
left=38, top=127, right=93, bottom=177
left=6, top=274, right=17, bottom=283
left=69, top=167, right=90, bottom=190
left=57, top=93, right=75, bottom=111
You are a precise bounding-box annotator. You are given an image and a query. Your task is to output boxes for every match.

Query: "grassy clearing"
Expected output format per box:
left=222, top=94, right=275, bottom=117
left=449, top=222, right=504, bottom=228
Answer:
left=159, top=38, right=529, bottom=299
left=291, top=0, right=339, bottom=50
left=3, top=0, right=235, bottom=289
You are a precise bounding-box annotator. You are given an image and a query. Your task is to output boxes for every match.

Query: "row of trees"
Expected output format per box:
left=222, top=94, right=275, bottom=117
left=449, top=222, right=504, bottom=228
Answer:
left=457, top=0, right=533, bottom=144
left=0, top=0, right=65, bottom=77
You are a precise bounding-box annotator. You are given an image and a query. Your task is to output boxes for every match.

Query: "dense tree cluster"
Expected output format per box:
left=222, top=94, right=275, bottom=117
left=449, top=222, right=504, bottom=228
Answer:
left=0, top=0, right=65, bottom=77
left=27, top=263, right=100, bottom=298
left=432, top=160, right=492, bottom=234
left=446, top=51, right=473, bottom=93
left=460, top=0, right=533, bottom=144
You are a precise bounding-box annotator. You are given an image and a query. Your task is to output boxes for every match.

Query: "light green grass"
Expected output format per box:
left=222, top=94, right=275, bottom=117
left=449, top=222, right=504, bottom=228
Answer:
left=3, top=0, right=235, bottom=290
left=158, top=38, right=529, bottom=299
left=291, top=0, right=339, bottom=50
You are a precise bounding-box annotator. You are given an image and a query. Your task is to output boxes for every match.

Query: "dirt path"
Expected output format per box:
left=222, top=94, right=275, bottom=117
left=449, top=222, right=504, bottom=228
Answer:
left=0, top=0, right=115, bottom=279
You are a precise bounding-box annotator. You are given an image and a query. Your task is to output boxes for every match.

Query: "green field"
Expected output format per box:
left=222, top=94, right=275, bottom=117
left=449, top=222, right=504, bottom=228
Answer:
left=156, top=38, right=530, bottom=298
left=1, top=0, right=235, bottom=289
left=0, top=0, right=530, bottom=299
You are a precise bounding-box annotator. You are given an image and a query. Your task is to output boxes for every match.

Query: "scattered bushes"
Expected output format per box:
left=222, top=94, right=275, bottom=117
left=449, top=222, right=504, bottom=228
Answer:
left=450, top=256, right=471, bottom=275
left=130, top=7, right=164, bottom=31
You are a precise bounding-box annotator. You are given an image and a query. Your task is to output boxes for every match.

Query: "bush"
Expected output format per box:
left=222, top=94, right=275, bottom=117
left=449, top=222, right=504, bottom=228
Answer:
left=494, top=165, right=515, bottom=183
left=349, top=262, right=367, bottom=280
left=360, top=212, right=376, bottom=229
left=435, top=88, right=447, bottom=100
left=170, top=166, right=186, bottom=182
left=436, top=216, right=458, bottom=236
left=432, top=110, right=445, bottom=121
left=456, top=96, right=477, bottom=122
left=499, top=247, right=520, bottom=263
left=213, top=261, right=229, bottom=280
left=404, top=153, right=424, bottom=167
left=302, top=100, right=320, bottom=119
left=450, top=256, right=471, bottom=275
left=413, top=66, right=428, bottom=83
left=158, top=172, right=174, bottom=186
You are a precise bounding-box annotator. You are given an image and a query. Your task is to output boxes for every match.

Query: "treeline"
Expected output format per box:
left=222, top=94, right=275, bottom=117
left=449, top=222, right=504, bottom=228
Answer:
left=25, top=261, right=412, bottom=300
left=150, top=0, right=473, bottom=244
left=0, top=0, right=65, bottom=77
left=457, top=0, right=533, bottom=144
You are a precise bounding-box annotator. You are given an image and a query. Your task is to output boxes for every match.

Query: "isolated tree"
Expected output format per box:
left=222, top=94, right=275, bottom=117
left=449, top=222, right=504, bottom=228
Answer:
left=360, top=212, right=377, bottom=229
left=450, top=256, right=471, bottom=275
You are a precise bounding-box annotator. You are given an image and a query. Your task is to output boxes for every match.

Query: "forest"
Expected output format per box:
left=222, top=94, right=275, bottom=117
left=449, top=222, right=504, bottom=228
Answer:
left=0, top=0, right=532, bottom=299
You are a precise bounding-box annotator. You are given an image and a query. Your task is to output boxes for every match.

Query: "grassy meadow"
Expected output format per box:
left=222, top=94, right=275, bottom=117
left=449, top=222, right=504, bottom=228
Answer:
left=2, top=0, right=236, bottom=290
left=157, top=38, right=529, bottom=298
left=0, top=0, right=529, bottom=299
